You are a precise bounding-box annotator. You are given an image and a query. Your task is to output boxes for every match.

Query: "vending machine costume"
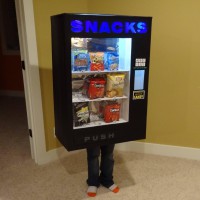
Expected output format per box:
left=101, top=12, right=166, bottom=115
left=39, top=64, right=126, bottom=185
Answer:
left=51, top=13, right=152, bottom=151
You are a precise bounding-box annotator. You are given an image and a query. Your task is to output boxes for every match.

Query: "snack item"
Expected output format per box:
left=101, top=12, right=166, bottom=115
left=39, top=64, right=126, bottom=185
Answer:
left=82, top=77, right=90, bottom=96
left=89, top=102, right=100, bottom=122
left=87, top=38, right=118, bottom=52
left=106, top=73, right=126, bottom=97
left=72, top=78, right=84, bottom=93
left=104, top=103, right=121, bottom=123
left=98, top=101, right=106, bottom=119
left=88, top=77, right=106, bottom=99
left=104, top=52, right=119, bottom=71
left=71, top=38, right=87, bottom=49
left=72, top=50, right=89, bottom=71
left=89, top=52, right=104, bottom=71
left=73, top=102, right=90, bottom=127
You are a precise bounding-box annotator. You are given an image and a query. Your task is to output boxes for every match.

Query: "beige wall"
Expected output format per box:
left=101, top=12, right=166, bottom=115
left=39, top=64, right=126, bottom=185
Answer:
left=33, top=0, right=88, bottom=150
left=33, top=0, right=200, bottom=151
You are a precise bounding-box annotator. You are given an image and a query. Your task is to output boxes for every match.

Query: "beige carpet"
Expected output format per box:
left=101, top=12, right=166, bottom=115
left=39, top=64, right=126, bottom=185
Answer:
left=1, top=96, right=200, bottom=200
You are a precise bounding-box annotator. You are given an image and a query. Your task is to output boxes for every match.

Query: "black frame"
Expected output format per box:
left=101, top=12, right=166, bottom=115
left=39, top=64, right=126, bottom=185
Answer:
left=51, top=13, right=152, bottom=151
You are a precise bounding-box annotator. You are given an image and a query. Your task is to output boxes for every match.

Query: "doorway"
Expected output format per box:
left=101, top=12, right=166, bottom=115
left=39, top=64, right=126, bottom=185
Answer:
left=1, top=0, right=65, bottom=164
left=0, top=0, right=23, bottom=95
left=0, top=0, right=32, bottom=162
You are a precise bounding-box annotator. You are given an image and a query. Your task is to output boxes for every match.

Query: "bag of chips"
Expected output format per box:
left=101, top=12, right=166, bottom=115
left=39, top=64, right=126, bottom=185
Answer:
left=106, top=73, right=126, bottom=97
left=89, top=101, right=100, bottom=122
left=73, top=102, right=90, bottom=127
left=89, top=52, right=104, bottom=71
left=104, top=52, right=119, bottom=71
left=104, top=103, right=121, bottom=123
left=71, top=38, right=88, bottom=49
left=72, top=78, right=84, bottom=93
left=72, top=50, right=89, bottom=71
left=88, top=77, right=106, bottom=99
left=87, top=38, right=118, bottom=52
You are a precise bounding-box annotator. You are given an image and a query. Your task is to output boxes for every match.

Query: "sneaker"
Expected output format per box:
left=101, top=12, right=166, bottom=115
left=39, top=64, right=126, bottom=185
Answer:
left=109, top=184, right=120, bottom=193
left=87, top=186, right=98, bottom=197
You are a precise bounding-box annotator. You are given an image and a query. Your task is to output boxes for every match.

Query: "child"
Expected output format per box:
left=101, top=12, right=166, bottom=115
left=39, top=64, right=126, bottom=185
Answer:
left=86, top=144, right=119, bottom=197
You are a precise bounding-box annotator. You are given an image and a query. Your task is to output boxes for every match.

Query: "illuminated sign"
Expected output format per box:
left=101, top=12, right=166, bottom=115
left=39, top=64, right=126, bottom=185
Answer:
left=71, top=20, right=147, bottom=34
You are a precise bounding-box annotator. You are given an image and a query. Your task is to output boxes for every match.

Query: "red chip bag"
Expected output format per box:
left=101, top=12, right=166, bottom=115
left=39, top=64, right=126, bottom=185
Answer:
left=104, top=103, right=120, bottom=123
left=88, top=78, right=106, bottom=99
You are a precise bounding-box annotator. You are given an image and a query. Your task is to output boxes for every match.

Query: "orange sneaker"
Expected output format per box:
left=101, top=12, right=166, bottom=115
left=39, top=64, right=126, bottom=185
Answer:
left=87, top=186, right=98, bottom=197
left=109, top=184, right=120, bottom=193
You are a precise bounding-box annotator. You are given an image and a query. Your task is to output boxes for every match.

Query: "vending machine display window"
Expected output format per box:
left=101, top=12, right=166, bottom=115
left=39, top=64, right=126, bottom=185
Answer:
left=71, top=38, right=131, bottom=129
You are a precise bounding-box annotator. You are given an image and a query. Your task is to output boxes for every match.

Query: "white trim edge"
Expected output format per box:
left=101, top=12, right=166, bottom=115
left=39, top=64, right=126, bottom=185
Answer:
left=37, top=141, right=200, bottom=165
left=37, top=146, right=83, bottom=165
left=115, top=141, right=200, bottom=161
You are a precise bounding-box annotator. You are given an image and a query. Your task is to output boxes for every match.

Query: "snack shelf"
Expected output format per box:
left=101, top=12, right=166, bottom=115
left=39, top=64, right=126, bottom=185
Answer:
left=72, top=95, right=128, bottom=103
left=73, top=118, right=128, bottom=129
left=72, top=38, right=131, bottom=130
left=72, top=69, right=129, bottom=75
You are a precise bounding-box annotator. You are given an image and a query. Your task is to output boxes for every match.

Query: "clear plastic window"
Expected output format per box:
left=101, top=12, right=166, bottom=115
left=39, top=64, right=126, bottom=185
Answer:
left=71, top=38, right=132, bottom=129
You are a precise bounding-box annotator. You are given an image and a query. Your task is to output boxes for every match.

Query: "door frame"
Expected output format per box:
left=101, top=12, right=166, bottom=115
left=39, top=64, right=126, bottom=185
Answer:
left=14, top=0, right=77, bottom=164
left=15, top=0, right=59, bottom=164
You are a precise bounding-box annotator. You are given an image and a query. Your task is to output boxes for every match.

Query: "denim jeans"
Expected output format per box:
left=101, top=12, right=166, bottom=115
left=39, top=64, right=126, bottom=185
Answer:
left=86, top=144, right=115, bottom=188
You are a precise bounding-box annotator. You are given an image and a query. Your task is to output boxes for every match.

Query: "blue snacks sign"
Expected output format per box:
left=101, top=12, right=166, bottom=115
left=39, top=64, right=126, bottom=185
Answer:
left=71, top=20, right=147, bottom=34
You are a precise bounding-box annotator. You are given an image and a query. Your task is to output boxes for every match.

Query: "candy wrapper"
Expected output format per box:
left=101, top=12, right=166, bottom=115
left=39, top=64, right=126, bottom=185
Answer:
left=106, top=73, right=126, bottom=97
left=89, top=52, right=104, bottom=71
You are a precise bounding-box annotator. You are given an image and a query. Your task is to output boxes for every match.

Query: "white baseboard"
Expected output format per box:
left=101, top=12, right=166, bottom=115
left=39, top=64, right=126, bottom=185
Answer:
left=115, top=141, right=200, bottom=161
left=0, top=90, right=24, bottom=97
left=36, top=146, right=83, bottom=165
left=37, top=141, right=200, bottom=165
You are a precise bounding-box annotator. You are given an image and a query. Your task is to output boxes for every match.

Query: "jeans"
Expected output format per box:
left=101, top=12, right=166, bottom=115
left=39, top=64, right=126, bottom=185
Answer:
left=86, top=144, right=115, bottom=188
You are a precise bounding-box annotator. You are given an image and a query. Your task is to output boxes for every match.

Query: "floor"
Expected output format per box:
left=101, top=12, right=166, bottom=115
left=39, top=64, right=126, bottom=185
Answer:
left=1, top=96, right=200, bottom=200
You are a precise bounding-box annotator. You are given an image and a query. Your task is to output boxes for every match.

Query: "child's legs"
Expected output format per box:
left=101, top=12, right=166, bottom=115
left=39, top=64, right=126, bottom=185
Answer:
left=86, top=146, right=101, bottom=187
left=100, top=144, right=115, bottom=188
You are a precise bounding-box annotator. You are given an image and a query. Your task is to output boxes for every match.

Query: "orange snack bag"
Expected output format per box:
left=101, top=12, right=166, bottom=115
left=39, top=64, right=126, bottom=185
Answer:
left=104, top=103, right=120, bottom=123
left=89, top=52, right=104, bottom=71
